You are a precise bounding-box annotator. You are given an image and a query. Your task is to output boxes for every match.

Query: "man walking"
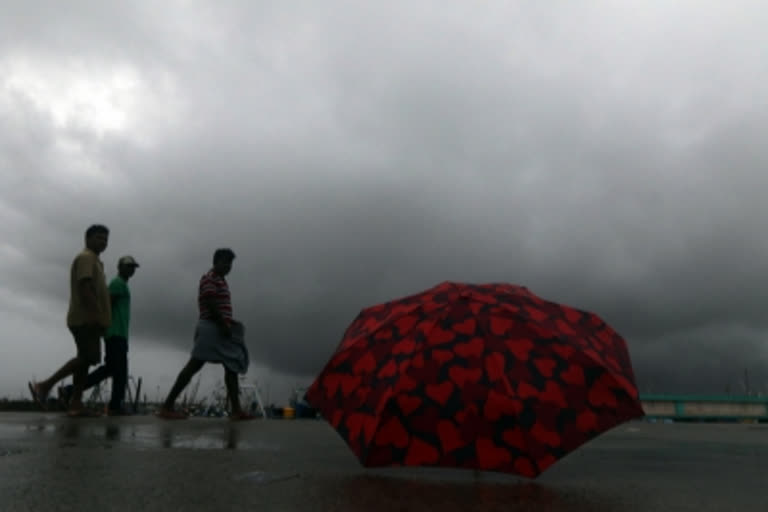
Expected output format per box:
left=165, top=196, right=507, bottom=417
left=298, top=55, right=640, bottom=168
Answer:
left=157, top=248, right=254, bottom=420
left=28, top=224, right=111, bottom=417
left=59, top=255, right=140, bottom=415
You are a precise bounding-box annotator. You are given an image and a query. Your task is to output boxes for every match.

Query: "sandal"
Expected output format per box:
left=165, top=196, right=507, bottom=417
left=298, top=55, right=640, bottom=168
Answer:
left=28, top=381, right=48, bottom=411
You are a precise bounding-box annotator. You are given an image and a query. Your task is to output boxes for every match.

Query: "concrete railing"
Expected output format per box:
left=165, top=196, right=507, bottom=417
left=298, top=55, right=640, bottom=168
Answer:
left=640, top=394, right=768, bottom=421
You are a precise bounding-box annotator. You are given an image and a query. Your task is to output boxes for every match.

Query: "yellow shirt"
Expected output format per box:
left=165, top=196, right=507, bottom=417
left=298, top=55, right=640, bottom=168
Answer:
left=66, top=248, right=111, bottom=328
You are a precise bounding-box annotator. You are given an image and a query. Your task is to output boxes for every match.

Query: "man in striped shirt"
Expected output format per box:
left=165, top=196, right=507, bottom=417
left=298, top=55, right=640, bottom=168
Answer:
left=157, top=248, right=254, bottom=420
left=198, top=256, right=234, bottom=337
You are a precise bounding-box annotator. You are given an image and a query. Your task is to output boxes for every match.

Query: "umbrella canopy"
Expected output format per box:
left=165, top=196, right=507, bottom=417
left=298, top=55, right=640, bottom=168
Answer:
left=305, top=281, right=644, bottom=478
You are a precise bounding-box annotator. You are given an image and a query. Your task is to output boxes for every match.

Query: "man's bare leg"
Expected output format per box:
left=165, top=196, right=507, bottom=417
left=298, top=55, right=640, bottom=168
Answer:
left=224, top=368, right=242, bottom=415
left=158, top=358, right=205, bottom=417
left=67, top=358, right=89, bottom=411
left=225, top=368, right=255, bottom=420
left=32, top=357, right=84, bottom=401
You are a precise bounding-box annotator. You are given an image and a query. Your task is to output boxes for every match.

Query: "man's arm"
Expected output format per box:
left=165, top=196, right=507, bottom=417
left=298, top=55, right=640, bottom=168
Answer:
left=75, top=254, right=99, bottom=313
left=78, top=278, right=98, bottom=309
left=199, top=275, right=232, bottom=337
left=204, top=297, right=231, bottom=337
left=108, top=279, right=125, bottom=308
left=203, top=296, right=226, bottom=324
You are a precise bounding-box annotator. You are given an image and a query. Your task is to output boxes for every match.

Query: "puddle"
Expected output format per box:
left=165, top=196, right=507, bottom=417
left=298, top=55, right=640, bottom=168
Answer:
left=249, top=441, right=281, bottom=453
left=233, top=470, right=300, bottom=485
left=159, top=434, right=251, bottom=450
left=3, top=417, right=282, bottom=453
left=0, top=447, right=27, bottom=457
left=0, top=422, right=55, bottom=439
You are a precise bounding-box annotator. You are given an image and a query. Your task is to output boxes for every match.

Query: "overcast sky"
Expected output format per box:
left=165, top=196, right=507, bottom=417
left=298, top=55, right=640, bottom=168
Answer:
left=2, top=1, right=768, bottom=404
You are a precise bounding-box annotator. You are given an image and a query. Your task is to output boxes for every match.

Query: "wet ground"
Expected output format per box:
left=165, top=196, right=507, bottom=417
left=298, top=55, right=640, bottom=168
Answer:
left=0, top=412, right=766, bottom=511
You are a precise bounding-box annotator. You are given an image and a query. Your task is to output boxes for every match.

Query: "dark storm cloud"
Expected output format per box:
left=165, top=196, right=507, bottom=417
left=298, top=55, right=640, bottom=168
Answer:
left=2, top=0, right=768, bottom=394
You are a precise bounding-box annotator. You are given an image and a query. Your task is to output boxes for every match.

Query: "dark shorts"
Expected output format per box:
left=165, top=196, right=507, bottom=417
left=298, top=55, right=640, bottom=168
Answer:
left=69, top=325, right=104, bottom=366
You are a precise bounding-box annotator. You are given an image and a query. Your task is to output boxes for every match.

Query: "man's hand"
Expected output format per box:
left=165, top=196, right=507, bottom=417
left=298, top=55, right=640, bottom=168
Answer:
left=202, top=297, right=230, bottom=337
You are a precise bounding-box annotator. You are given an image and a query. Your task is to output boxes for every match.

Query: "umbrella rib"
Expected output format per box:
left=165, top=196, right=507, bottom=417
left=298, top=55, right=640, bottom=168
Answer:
left=389, top=304, right=454, bottom=397
left=526, top=322, right=638, bottom=399
left=327, top=301, right=429, bottom=365
left=362, top=308, right=454, bottom=465
left=330, top=283, right=462, bottom=364
left=471, top=302, right=516, bottom=398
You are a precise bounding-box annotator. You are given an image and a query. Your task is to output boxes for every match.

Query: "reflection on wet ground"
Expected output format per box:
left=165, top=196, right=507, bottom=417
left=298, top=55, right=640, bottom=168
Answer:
left=16, top=416, right=284, bottom=452
left=313, top=473, right=620, bottom=512
left=1, top=413, right=767, bottom=511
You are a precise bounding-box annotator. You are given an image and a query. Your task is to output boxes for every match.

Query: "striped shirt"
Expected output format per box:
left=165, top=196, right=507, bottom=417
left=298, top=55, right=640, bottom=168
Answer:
left=198, top=270, right=232, bottom=324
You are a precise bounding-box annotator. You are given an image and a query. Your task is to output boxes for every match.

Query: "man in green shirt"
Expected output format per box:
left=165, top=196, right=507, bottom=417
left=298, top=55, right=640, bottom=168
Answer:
left=60, top=255, right=139, bottom=415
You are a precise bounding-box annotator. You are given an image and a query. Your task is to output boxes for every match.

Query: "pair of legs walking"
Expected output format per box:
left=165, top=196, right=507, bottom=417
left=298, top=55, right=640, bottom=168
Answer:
left=60, top=336, right=128, bottom=413
left=159, top=357, right=252, bottom=420
left=29, top=325, right=104, bottom=416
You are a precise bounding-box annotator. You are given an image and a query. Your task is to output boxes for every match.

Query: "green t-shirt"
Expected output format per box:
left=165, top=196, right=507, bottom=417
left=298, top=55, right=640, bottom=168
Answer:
left=105, top=276, right=131, bottom=339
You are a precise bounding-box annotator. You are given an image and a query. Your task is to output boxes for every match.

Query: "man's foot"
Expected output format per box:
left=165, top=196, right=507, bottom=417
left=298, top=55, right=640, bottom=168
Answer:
left=28, top=381, right=48, bottom=411
left=229, top=411, right=257, bottom=421
left=156, top=408, right=188, bottom=420
left=57, top=386, right=73, bottom=409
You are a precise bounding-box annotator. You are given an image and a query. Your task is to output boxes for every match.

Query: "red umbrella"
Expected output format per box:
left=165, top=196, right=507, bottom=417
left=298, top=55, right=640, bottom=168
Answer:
left=305, top=281, right=644, bottom=478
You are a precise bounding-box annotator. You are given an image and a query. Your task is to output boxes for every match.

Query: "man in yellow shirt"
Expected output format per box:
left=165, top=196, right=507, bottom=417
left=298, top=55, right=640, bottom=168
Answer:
left=29, top=224, right=112, bottom=417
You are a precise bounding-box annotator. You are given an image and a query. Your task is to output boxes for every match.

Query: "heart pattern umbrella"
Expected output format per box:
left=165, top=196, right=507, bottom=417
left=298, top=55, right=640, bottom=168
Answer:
left=305, top=281, right=644, bottom=478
